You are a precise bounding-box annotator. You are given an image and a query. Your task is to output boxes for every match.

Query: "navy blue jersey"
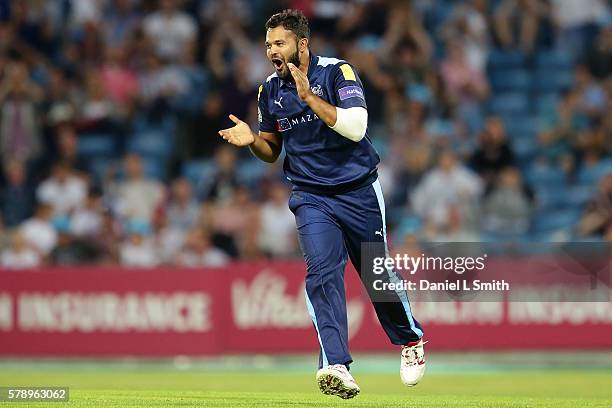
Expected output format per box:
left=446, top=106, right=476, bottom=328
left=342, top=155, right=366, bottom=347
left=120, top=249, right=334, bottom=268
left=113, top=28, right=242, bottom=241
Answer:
left=258, top=53, right=380, bottom=194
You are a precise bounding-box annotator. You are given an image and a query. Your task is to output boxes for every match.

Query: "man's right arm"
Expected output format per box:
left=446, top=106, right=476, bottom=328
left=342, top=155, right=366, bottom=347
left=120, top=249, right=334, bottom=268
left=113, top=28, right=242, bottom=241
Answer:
left=218, top=115, right=282, bottom=163
left=250, top=130, right=282, bottom=163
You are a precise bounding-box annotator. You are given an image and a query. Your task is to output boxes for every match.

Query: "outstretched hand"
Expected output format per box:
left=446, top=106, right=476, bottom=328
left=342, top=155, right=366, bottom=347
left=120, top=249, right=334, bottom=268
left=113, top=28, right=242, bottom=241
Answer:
left=288, top=63, right=313, bottom=102
left=218, top=114, right=255, bottom=146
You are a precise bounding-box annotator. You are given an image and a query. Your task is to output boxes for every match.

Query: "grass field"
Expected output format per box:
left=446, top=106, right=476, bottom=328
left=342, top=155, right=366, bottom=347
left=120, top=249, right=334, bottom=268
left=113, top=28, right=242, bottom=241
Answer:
left=1, top=354, right=611, bottom=407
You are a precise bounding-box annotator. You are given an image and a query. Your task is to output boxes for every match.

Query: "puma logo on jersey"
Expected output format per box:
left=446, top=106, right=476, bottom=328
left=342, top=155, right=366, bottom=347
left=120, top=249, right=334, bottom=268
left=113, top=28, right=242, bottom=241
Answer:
left=274, top=97, right=283, bottom=109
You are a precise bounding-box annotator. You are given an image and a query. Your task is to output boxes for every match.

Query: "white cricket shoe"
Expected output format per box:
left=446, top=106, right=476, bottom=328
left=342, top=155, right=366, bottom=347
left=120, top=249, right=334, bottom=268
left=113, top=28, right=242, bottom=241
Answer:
left=316, top=364, right=360, bottom=399
left=400, top=339, right=427, bottom=386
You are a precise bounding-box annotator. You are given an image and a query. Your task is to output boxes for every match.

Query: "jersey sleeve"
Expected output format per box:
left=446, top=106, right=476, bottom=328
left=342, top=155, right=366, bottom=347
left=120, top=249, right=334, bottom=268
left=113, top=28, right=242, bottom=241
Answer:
left=332, top=62, right=367, bottom=110
left=257, top=83, right=276, bottom=133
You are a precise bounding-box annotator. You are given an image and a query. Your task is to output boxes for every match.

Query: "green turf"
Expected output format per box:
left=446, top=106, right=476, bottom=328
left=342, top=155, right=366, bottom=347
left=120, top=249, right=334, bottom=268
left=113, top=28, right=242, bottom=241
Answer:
left=1, top=366, right=611, bottom=407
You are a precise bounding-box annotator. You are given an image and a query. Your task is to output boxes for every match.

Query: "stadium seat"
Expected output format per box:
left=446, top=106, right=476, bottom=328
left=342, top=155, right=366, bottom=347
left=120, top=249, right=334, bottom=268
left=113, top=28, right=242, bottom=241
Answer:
left=534, top=93, right=559, bottom=115
left=181, top=159, right=216, bottom=196
left=489, top=93, right=529, bottom=115
left=89, top=157, right=115, bottom=181
left=126, top=129, right=174, bottom=159
left=133, top=114, right=177, bottom=133
left=487, top=50, right=526, bottom=70
left=536, top=184, right=593, bottom=210
left=533, top=69, right=574, bottom=91
left=132, top=114, right=149, bottom=132
left=501, top=114, right=539, bottom=140
left=490, top=69, right=531, bottom=92
left=530, top=209, right=581, bottom=234
left=511, top=137, right=538, bottom=161
left=577, top=160, right=612, bottom=184
left=237, top=159, right=268, bottom=186
left=535, top=49, right=574, bottom=70
left=78, top=134, right=116, bottom=157
left=564, top=185, right=594, bottom=209
left=139, top=157, right=167, bottom=181
left=526, top=164, right=566, bottom=187
left=535, top=186, right=567, bottom=210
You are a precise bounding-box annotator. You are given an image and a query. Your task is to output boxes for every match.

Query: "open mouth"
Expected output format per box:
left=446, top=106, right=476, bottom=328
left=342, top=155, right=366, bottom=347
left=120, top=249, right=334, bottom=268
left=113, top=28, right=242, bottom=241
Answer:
left=271, top=58, right=284, bottom=71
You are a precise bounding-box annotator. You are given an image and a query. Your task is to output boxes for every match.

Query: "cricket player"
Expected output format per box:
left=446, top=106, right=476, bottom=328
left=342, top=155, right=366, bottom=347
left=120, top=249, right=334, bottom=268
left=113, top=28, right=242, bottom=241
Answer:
left=218, top=9, right=425, bottom=399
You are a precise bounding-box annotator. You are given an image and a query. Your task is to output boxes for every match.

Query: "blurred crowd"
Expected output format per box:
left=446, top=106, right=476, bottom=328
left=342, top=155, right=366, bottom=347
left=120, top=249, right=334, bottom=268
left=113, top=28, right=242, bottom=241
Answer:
left=0, top=0, right=611, bottom=269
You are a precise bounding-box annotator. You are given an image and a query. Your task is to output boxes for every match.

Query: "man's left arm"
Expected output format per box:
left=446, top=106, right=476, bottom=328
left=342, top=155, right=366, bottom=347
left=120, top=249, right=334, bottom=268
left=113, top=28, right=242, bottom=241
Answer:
left=288, top=62, right=367, bottom=142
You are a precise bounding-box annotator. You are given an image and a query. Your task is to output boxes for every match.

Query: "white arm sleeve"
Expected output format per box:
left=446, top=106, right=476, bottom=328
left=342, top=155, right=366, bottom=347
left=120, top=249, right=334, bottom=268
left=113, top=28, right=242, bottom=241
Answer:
left=329, top=106, right=368, bottom=142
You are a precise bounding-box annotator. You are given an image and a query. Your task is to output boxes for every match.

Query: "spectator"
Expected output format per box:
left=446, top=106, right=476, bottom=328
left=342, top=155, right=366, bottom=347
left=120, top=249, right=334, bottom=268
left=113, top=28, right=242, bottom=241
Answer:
left=114, top=154, right=164, bottom=223
left=49, top=216, right=97, bottom=265
left=36, top=160, right=88, bottom=216
left=205, top=21, right=250, bottom=81
left=9, top=0, right=61, bottom=59
left=257, top=182, right=297, bottom=258
left=0, top=229, right=41, bottom=269
left=143, top=0, right=197, bottom=62
left=42, top=69, right=77, bottom=130
left=493, top=0, right=552, bottom=53
left=19, top=203, right=57, bottom=256
left=575, top=125, right=609, bottom=168
left=170, top=46, right=208, bottom=115
left=536, top=128, right=574, bottom=173
left=119, top=219, right=159, bottom=267
left=103, top=0, right=142, bottom=47
left=138, top=51, right=189, bottom=117
left=482, top=167, right=532, bottom=235
left=573, top=64, right=607, bottom=118
left=439, top=41, right=488, bottom=133
left=209, top=185, right=254, bottom=258
left=35, top=124, right=90, bottom=181
left=412, top=150, right=483, bottom=239
left=91, top=209, right=121, bottom=264
left=70, top=0, right=107, bottom=26
left=0, top=60, right=43, bottom=164
left=100, top=45, right=139, bottom=113
left=551, top=0, right=607, bottom=54
left=199, top=0, right=251, bottom=29
left=441, top=0, right=491, bottom=72
left=541, top=90, right=588, bottom=151
left=41, top=67, right=76, bottom=132
left=175, top=228, right=229, bottom=267
left=205, top=145, right=239, bottom=203
left=578, top=173, right=612, bottom=236
left=218, top=51, right=256, bottom=124
left=178, top=92, right=225, bottom=159
left=392, top=143, right=432, bottom=208
left=1, top=159, right=34, bottom=228
left=469, top=117, right=516, bottom=188
left=77, top=21, right=106, bottom=67
left=583, top=26, right=612, bottom=80
left=77, top=69, right=117, bottom=132
left=52, top=125, right=90, bottom=175
left=71, top=187, right=105, bottom=238
left=166, top=177, right=200, bottom=230
left=153, top=209, right=187, bottom=264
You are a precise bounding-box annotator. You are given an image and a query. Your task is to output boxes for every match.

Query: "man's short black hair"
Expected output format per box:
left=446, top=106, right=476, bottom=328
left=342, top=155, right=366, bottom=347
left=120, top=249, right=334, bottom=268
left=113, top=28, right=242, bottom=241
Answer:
left=265, top=9, right=310, bottom=40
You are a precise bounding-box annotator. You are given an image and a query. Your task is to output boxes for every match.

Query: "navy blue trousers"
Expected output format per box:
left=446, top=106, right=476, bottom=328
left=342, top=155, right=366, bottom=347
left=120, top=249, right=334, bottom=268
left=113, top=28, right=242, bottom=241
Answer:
left=289, top=179, right=423, bottom=368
